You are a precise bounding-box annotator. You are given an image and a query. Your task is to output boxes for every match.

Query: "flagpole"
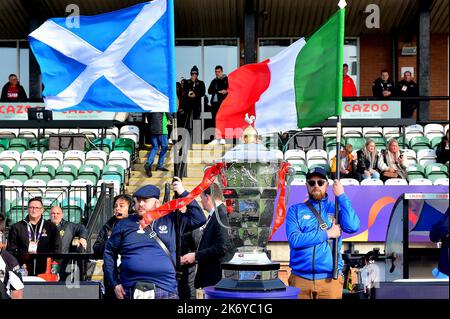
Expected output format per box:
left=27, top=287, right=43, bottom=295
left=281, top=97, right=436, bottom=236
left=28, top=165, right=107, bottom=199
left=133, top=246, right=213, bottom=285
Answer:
left=333, top=117, right=341, bottom=280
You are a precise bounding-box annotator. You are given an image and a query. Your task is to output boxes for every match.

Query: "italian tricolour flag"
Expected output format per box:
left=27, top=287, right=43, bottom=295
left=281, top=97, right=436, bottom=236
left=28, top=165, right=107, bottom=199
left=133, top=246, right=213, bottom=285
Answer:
left=216, top=8, right=345, bottom=138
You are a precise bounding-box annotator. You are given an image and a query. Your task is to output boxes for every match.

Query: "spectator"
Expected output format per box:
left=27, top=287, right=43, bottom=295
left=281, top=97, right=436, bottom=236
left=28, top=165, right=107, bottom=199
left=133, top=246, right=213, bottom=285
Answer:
left=7, top=197, right=61, bottom=276
left=180, top=183, right=234, bottom=290
left=1, top=242, right=24, bottom=299
left=331, top=144, right=357, bottom=180
left=429, top=208, right=449, bottom=276
left=380, top=138, right=409, bottom=181
left=397, top=71, right=418, bottom=118
left=208, top=65, right=229, bottom=128
left=372, top=69, right=395, bottom=98
left=178, top=228, right=201, bottom=299
left=355, top=139, right=386, bottom=181
left=1, top=74, right=27, bottom=102
left=436, top=130, right=449, bottom=167
left=286, top=167, right=360, bottom=299
left=144, top=112, right=172, bottom=177
left=103, top=180, right=206, bottom=299
left=183, top=66, right=205, bottom=133
left=49, top=206, right=87, bottom=254
left=342, top=64, right=357, bottom=97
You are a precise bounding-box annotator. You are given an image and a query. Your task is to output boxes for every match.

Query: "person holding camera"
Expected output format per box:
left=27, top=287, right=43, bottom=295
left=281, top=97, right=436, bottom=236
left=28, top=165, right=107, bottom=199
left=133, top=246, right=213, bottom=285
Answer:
left=182, top=66, right=205, bottom=133
left=103, top=178, right=206, bottom=299
left=380, top=138, right=409, bottom=181
left=286, top=167, right=360, bottom=299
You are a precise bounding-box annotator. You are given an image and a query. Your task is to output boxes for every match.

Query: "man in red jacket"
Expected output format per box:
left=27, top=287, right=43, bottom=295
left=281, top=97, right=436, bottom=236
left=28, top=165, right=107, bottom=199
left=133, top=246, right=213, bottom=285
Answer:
left=342, top=64, right=357, bottom=97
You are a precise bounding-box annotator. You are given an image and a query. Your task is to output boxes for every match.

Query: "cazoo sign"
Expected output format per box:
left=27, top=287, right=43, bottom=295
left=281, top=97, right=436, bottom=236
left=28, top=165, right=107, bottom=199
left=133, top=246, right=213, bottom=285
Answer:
left=342, top=100, right=401, bottom=119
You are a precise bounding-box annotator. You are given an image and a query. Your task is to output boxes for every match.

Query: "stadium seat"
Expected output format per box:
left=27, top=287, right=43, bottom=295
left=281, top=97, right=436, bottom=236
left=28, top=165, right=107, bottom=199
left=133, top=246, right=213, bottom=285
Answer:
left=288, top=160, right=308, bottom=180
left=285, top=149, right=306, bottom=162
left=119, top=125, right=140, bottom=146
left=41, top=150, right=64, bottom=170
left=102, top=164, right=126, bottom=185
left=46, top=179, right=70, bottom=201
left=382, top=127, right=401, bottom=140
left=417, top=149, right=437, bottom=167
left=339, top=178, right=359, bottom=186
left=114, top=138, right=135, bottom=158
left=325, top=137, right=344, bottom=153
left=63, top=150, right=86, bottom=170
left=19, top=150, right=43, bottom=170
left=430, top=136, right=442, bottom=149
left=30, top=138, right=49, bottom=153
left=70, top=179, right=95, bottom=205
left=78, top=164, right=101, bottom=185
left=85, top=150, right=108, bottom=171
left=0, top=179, right=23, bottom=211
left=384, top=178, right=408, bottom=186
left=322, top=128, right=337, bottom=139
left=79, top=128, right=99, bottom=140
left=99, top=175, right=122, bottom=195
left=0, top=164, right=11, bottom=182
left=433, top=178, right=449, bottom=186
left=425, top=163, right=448, bottom=183
left=406, top=164, right=426, bottom=181
left=18, top=128, right=39, bottom=139
left=424, top=124, right=445, bottom=141
left=273, top=150, right=284, bottom=160
left=360, top=178, right=384, bottom=186
left=368, top=136, right=387, bottom=150
left=363, top=127, right=384, bottom=138
left=93, top=137, right=114, bottom=154
left=0, top=129, right=19, bottom=138
left=8, top=198, right=29, bottom=225
left=409, top=136, right=431, bottom=152
left=10, top=164, right=33, bottom=183
left=61, top=197, right=85, bottom=224
left=395, top=136, right=409, bottom=149
left=342, top=127, right=363, bottom=138
left=8, top=138, right=28, bottom=154
left=344, top=137, right=366, bottom=151
left=0, top=139, right=9, bottom=151
left=55, top=164, right=78, bottom=183
left=32, top=164, right=56, bottom=184
left=43, top=128, right=60, bottom=138
left=0, top=150, right=21, bottom=169
left=42, top=197, right=60, bottom=219
left=405, top=124, right=424, bottom=140
left=408, top=178, right=433, bottom=186
left=445, top=124, right=449, bottom=134
left=23, top=179, right=47, bottom=198
left=108, top=150, right=131, bottom=170
left=401, top=149, right=417, bottom=164
left=106, top=127, right=120, bottom=141
left=306, top=149, right=328, bottom=165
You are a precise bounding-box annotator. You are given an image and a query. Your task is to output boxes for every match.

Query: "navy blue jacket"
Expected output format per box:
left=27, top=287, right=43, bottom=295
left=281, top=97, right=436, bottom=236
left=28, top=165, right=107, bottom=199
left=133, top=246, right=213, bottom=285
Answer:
left=103, top=192, right=206, bottom=294
left=286, top=193, right=360, bottom=280
left=430, top=209, right=449, bottom=276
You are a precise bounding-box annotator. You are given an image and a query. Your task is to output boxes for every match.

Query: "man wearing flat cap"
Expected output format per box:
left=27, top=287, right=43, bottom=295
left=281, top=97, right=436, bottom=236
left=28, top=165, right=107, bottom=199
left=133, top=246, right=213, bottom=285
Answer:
left=103, top=178, right=206, bottom=299
left=286, top=167, right=360, bottom=299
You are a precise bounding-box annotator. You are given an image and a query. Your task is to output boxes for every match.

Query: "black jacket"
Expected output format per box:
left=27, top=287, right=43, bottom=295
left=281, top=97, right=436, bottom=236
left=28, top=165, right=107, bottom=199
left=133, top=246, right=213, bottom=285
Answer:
left=194, top=204, right=234, bottom=289
left=435, top=139, right=449, bottom=165
left=397, top=79, right=418, bottom=97
left=145, top=112, right=172, bottom=135
left=208, top=76, right=229, bottom=106
left=372, top=77, right=395, bottom=98
left=1, top=82, right=28, bottom=102
left=6, top=216, right=61, bottom=275
left=93, top=216, right=119, bottom=258
left=356, top=150, right=382, bottom=174
left=183, top=79, right=205, bottom=110
left=55, top=219, right=88, bottom=253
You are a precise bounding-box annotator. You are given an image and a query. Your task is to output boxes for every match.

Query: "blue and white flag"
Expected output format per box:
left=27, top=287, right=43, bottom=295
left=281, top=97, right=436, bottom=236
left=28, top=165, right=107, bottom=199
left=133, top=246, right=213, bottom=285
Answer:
left=29, top=0, right=176, bottom=113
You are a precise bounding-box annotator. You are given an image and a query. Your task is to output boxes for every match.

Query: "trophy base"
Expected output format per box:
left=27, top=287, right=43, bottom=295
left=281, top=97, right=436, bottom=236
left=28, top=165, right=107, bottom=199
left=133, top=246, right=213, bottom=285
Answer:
left=215, top=278, right=286, bottom=291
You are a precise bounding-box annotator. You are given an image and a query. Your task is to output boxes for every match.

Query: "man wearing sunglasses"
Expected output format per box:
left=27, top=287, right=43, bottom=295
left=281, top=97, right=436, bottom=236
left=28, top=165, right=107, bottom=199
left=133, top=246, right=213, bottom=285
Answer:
left=286, top=167, right=360, bottom=299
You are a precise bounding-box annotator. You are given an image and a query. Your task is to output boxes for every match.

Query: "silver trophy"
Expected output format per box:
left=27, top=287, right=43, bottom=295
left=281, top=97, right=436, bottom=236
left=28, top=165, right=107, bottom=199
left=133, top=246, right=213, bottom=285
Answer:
left=212, top=116, right=294, bottom=291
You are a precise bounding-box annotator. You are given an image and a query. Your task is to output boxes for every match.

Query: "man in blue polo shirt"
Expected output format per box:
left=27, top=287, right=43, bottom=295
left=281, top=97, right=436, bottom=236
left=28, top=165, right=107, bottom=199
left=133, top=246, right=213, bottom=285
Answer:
left=103, top=179, right=206, bottom=299
left=286, top=167, right=360, bottom=299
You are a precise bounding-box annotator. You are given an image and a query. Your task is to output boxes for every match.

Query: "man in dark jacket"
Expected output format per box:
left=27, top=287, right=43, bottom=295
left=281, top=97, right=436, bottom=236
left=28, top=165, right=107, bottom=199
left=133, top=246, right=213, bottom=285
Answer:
left=144, top=112, right=172, bottom=177
left=397, top=71, right=418, bottom=118
left=1, top=74, right=27, bottom=102
left=430, top=208, right=449, bottom=276
left=372, top=69, right=395, bottom=98
left=183, top=66, right=205, bottom=132
left=180, top=183, right=234, bottom=289
left=6, top=197, right=61, bottom=275
left=207, top=65, right=229, bottom=130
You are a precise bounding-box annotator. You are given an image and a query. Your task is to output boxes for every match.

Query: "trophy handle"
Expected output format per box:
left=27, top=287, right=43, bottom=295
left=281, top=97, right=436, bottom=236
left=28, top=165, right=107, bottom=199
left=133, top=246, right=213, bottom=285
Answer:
left=284, top=165, right=296, bottom=207
left=212, top=188, right=233, bottom=230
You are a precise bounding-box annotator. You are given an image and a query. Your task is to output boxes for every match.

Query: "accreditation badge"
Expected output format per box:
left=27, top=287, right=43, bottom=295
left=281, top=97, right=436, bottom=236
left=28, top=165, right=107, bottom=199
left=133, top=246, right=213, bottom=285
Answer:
left=60, top=230, right=65, bottom=238
left=28, top=241, right=38, bottom=253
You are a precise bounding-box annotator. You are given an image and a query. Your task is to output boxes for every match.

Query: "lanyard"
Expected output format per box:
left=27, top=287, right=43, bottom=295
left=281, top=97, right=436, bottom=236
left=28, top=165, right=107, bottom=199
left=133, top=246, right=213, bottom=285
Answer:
left=27, top=219, right=44, bottom=242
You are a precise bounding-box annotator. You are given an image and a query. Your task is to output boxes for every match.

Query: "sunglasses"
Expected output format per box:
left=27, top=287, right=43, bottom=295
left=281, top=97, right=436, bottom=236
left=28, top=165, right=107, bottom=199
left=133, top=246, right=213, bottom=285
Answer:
left=307, top=179, right=327, bottom=187
left=191, top=72, right=198, bottom=75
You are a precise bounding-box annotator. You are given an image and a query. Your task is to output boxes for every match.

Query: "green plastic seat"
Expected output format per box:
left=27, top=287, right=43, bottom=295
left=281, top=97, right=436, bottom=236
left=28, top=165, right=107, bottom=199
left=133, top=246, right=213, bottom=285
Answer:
left=325, top=137, right=345, bottom=153
left=430, top=136, right=442, bottom=149
left=78, top=164, right=101, bottom=185
left=10, top=164, right=33, bottom=183
left=0, top=164, right=11, bottom=180
left=395, top=136, right=410, bottom=149
left=0, top=138, right=10, bottom=151
left=55, top=164, right=78, bottom=183
left=93, top=138, right=113, bottom=154
left=61, top=197, right=85, bottom=223
left=113, top=138, right=135, bottom=157
left=409, top=136, right=431, bottom=152
left=406, top=164, right=426, bottom=181
left=102, top=164, right=125, bottom=185
left=8, top=138, right=29, bottom=154
left=344, top=137, right=366, bottom=152
left=32, top=164, right=56, bottom=183
left=425, top=163, right=449, bottom=182
left=30, top=138, right=49, bottom=153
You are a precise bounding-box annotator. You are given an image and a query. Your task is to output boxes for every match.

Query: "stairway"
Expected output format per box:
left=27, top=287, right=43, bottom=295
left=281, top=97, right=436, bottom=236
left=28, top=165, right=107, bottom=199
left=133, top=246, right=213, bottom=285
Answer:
left=126, top=144, right=233, bottom=194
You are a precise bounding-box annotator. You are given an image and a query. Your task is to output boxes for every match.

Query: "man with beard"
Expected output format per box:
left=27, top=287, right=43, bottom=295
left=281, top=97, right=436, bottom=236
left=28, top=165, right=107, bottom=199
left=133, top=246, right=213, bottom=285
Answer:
left=286, top=167, right=360, bottom=299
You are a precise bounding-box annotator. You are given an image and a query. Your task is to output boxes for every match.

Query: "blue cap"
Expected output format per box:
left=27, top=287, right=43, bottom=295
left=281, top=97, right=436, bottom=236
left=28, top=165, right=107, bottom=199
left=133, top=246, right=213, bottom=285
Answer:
left=306, top=167, right=328, bottom=180
left=133, top=185, right=160, bottom=199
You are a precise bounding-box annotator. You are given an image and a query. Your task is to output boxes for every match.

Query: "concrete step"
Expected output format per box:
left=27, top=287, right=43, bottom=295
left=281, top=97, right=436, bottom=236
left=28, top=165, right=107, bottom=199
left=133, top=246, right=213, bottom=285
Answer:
left=191, top=144, right=233, bottom=150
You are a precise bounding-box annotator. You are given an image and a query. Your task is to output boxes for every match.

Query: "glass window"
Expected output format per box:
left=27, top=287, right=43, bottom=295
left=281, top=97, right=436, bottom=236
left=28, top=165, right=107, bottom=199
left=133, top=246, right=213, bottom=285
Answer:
left=0, top=41, right=30, bottom=98
left=175, top=40, right=202, bottom=83
left=258, top=39, right=291, bottom=62
left=344, top=38, right=359, bottom=94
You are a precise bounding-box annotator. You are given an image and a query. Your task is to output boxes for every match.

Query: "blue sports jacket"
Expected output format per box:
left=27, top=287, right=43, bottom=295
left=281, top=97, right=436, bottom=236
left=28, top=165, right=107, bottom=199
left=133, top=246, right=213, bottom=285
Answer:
left=286, top=193, right=360, bottom=280
left=103, top=191, right=206, bottom=294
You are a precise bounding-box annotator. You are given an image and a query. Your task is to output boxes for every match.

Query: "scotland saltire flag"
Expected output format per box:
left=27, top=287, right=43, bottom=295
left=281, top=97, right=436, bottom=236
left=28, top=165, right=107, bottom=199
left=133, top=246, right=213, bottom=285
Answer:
left=28, top=0, right=176, bottom=113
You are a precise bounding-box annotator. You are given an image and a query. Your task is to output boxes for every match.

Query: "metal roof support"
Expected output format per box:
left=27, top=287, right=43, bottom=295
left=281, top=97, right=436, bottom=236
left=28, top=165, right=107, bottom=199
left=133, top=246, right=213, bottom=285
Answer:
left=244, top=0, right=257, bottom=64
left=417, top=0, right=431, bottom=122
